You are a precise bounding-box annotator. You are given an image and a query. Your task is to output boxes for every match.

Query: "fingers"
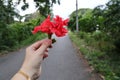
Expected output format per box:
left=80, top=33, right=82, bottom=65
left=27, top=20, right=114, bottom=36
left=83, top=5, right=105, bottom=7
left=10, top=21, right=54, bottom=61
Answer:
left=43, top=52, right=48, bottom=59
left=49, top=45, right=53, bottom=48
left=35, top=39, right=52, bottom=55
left=30, top=40, right=45, bottom=50
left=30, top=39, right=51, bottom=51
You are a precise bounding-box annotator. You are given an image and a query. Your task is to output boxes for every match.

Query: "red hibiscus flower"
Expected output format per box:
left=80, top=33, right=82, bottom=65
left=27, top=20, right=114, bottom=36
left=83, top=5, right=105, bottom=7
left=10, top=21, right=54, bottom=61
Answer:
left=52, top=15, right=69, bottom=37
left=32, top=15, right=54, bottom=34
left=32, top=15, right=69, bottom=39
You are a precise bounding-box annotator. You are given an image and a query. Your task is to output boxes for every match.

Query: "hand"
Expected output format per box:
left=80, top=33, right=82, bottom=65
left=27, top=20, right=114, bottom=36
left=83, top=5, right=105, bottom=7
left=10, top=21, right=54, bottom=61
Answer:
left=20, top=39, right=52, bottom=80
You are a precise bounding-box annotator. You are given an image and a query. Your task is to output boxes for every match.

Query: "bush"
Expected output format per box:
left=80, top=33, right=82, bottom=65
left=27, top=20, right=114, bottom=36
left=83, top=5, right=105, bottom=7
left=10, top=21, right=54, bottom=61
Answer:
left=78, top=31, right=87, bottom=39
left=92, top=31, right=111, bottom=41
left=0, top=17, right=44, bottom=52
left=114, top=37, right=120, bottom=52
left=77, top=31, right=115, bottom=52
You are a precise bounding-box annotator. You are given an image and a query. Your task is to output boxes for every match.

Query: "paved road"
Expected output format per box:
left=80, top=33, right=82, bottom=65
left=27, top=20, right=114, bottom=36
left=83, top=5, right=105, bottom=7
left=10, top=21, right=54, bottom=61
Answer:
left=0, top=35, right=93, bottom=80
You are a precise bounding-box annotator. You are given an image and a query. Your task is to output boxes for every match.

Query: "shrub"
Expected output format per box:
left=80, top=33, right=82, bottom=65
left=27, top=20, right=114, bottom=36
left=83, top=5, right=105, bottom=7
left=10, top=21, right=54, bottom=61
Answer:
left=0, top=17, right=44, bottom=52
left=78, top=31, right=86, bottom=39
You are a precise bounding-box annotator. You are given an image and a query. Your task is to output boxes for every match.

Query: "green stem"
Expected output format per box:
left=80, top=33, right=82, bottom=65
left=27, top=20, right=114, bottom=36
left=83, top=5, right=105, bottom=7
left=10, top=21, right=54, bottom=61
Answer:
left=48, top=34, right=52, bottom=39
left=48, top=34, right=56, bottom=44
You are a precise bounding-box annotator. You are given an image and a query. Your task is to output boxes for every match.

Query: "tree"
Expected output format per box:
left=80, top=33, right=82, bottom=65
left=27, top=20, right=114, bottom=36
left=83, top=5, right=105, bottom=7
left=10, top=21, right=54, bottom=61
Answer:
left=0, top=0, right=21, bottom=50
left=91, top=0, right=120, bottom=50
left=104, top=0, right=120, bottom=50
left=92, top=5, right=106, bottom=31
left=17, top=0, right=60, bottom=17
left=104, top=0, right=120, bottom=37
left=68, top=8, right=94, bottom=32
left=92, top=0, right=120, bottom=38
left=0, top=0, right=20, bottom=24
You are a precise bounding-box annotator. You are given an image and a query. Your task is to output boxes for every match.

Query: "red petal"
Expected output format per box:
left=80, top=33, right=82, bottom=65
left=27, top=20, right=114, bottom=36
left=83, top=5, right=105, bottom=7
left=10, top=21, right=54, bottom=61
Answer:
left=63, top=19, right=69, bottom=26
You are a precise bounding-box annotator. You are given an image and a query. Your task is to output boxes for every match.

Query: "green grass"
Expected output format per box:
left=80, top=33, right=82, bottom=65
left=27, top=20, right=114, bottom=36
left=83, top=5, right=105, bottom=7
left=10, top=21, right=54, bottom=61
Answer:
left=69, top=32, right=120, bottom=80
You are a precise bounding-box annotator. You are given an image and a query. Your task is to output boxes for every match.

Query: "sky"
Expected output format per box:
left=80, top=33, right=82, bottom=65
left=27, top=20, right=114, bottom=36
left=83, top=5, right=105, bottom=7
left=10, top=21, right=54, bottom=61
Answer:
left=16, top=0, right=109, bottom=19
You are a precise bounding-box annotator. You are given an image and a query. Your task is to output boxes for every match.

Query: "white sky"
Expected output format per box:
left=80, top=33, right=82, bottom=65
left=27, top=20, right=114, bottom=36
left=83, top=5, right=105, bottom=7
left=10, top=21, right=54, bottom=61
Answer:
left=16, top=0, right=109, bottom=19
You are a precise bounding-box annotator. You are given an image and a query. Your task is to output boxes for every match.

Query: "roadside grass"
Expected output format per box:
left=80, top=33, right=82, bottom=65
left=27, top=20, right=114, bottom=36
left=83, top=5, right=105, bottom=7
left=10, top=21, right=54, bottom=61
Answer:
left=69, top=31, right=120, bottom=80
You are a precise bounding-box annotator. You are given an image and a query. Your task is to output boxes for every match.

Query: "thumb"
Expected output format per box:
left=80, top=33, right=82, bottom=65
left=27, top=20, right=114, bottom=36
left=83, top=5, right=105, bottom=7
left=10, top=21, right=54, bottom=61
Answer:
left=35, top=40, right=52, bottom=55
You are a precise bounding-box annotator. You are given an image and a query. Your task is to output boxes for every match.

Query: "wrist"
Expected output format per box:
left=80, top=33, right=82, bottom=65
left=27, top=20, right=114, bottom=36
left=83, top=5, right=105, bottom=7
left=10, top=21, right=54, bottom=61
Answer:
left=20, top=67, right=33, bottom=79
left=18, top=70, right=31, bottom=80
left=20, top=66, right=40, bottom=80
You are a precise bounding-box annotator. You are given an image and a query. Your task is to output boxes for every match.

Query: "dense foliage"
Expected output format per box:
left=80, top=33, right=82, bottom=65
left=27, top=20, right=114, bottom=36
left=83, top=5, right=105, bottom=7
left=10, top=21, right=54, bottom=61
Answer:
left=68, top=0, right=120, bottom=51
left=0, top=16, right=45, bottom=52
left=69, top=0, right=120, bottom=79
left=0, top=0, right=20, bottom=25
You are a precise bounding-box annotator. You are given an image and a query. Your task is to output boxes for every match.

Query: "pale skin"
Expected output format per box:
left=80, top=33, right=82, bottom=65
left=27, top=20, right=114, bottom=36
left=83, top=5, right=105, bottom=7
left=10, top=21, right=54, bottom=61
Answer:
left=11, top=39, right=52, bottom=80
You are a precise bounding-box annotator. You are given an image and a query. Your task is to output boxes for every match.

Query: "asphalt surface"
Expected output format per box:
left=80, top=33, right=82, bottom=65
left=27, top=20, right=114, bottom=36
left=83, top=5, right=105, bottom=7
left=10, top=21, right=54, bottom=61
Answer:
left=0, top=35, right=93, bottom=80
